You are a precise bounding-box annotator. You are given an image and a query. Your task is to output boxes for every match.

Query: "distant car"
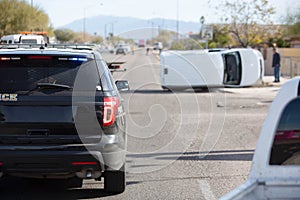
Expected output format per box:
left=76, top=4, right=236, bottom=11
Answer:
left=0, top=34, right=22, bottom=44
left=138, top=39, right=146, bottom=47
left=115, top=44, right=130, bottom=55
left=102, top=46, right=115, bottom=54
left=153, top=42, right=163, bottom=50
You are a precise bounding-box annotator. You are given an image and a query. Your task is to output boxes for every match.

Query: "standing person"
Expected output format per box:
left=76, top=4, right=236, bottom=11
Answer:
left=272, top=48, right=281, bottom=82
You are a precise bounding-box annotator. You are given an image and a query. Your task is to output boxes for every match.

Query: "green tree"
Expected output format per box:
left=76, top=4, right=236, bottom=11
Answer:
left=54, top=28, right=75, bottom=42
left=215, top=0, right=275, bottom=47
left=184, top=38, right=203, bottom=50
left=276, top=37, right=289, bottom=47
left=285, top=6, right=300, bottom=36
left=0, top=0, right=50, bottom=36
left=169, top=40, right=185, bottom=50
left=288, top=22, right=300, bottom=36
left=91, top=35, right=104, bottom=44
left=210, top=24, right=232, bottom=48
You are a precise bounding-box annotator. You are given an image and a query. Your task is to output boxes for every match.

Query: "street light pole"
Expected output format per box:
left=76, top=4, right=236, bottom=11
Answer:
left=104, top=24, right=107, bottom=40
left=152, top=21, right=154, bottom=41
left=104, top=22, right=116, bottom=42
left=83, top=8, right=86, bottom=42
left=200, top=16, right=208, bottom=49
left=176, top=0, right=179, bottom=41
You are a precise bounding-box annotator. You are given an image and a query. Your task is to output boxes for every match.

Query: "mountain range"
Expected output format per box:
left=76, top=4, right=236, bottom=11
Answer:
left=59, top=15, right=202, bottom=39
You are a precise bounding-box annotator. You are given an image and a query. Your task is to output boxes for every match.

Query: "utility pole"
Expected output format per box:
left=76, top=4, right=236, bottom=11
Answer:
left=200, top=16, right=208, bottom=49
left=176, top=0, right=179, bottom=41
left=83, top=8, right=86, bottom=42
left=152, top=21, right=154, bottom=41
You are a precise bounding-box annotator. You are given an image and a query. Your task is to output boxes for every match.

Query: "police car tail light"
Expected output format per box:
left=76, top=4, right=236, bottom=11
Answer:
left=103, top=97, right=119, bottom=127
left=275, top=130, right=300, bottom=140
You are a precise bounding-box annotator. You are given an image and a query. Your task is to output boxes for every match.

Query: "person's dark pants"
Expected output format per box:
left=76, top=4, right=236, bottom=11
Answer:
left=274, top=65, right=280, bottom=82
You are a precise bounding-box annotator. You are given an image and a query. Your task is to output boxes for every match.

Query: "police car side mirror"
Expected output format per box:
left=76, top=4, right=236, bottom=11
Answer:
left=115, top=80, right=129, bottom=91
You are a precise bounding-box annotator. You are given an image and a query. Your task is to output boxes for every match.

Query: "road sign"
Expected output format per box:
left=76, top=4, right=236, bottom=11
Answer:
left=201, top=25, right=213, bottom=40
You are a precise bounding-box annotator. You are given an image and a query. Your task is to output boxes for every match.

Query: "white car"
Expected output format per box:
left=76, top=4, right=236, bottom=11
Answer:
left=115, top=44, right=131, bottom=55
left=1, top=34, right=45, bottom=45
left=0, top=34, right=22, bottom=44
left=221, top=76, right=300, bottom=199
left=153, top=42, right=163, bottom=50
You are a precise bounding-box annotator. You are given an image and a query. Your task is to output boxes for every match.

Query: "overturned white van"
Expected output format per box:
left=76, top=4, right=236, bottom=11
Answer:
left=160, top=48, right=264, bottom=90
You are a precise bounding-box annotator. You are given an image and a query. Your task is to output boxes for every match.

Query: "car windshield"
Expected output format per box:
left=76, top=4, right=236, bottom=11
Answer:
left=0, top=54, right=94, bottom=92
left=223, top=52, right=242, bottom=85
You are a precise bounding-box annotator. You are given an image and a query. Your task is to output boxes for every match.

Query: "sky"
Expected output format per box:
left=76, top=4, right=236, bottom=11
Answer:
left=31, top=0, right=300, bottom=28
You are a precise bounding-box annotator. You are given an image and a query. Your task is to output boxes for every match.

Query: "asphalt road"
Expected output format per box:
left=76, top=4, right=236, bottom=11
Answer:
left=0, top=49, right=281, bottom=200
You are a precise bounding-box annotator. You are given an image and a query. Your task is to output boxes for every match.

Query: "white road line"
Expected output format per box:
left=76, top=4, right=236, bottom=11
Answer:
left=198, top=179, right=217, bottom=200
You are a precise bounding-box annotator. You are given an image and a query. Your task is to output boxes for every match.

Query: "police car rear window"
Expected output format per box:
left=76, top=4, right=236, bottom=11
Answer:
left=0, top=54, right=99, bottom=92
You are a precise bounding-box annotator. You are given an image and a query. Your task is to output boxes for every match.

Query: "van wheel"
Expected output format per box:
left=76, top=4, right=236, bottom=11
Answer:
left=104, top=165, right=125, bottom=194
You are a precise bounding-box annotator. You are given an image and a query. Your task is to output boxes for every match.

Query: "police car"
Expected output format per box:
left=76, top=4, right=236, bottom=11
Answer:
left=0, top=45, right=129, bottom=193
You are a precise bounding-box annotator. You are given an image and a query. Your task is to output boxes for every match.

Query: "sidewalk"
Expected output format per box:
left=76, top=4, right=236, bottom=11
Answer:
left=262, top=76, right=290, bottom=87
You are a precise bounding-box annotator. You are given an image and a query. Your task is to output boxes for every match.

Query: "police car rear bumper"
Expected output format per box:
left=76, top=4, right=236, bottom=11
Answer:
left=0, top=149, right=104, bottom=179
